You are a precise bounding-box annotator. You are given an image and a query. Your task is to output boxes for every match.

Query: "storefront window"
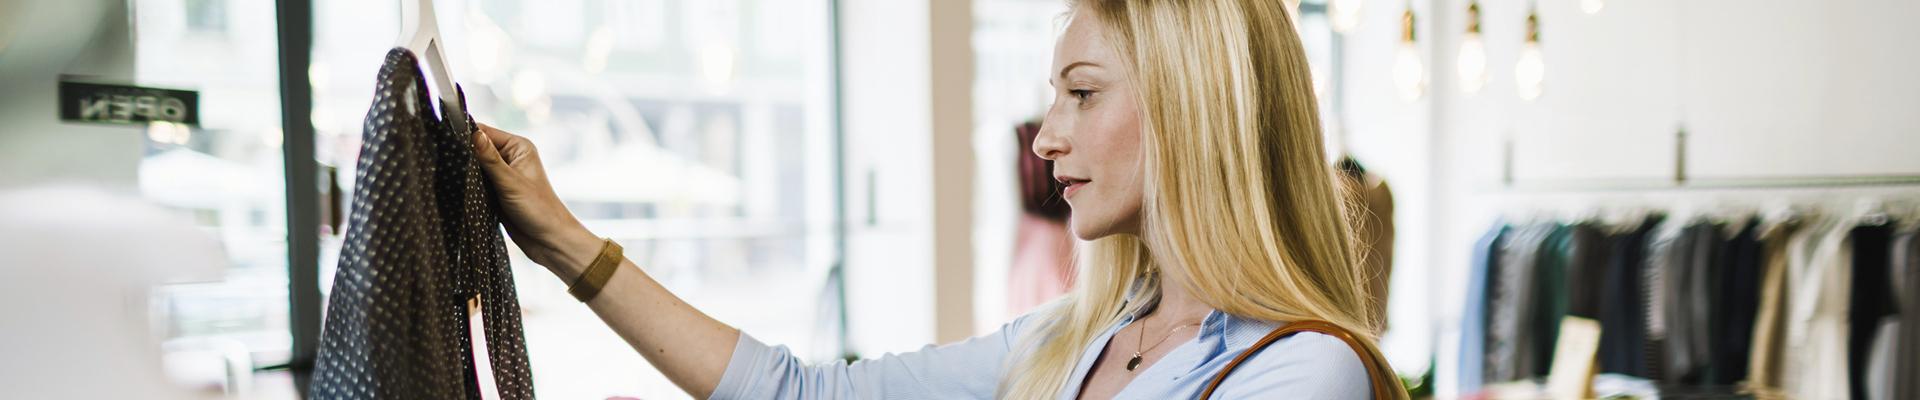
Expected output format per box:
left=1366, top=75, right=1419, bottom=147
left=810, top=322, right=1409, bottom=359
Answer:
left=311, top=1, right=838, bottom=398
left=131, top=0, right=295, bottom=396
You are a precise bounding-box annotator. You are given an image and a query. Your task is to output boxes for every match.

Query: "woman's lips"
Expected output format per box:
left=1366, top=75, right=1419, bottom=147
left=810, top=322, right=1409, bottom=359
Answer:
left=1059, top=178, right=1091, bottom=198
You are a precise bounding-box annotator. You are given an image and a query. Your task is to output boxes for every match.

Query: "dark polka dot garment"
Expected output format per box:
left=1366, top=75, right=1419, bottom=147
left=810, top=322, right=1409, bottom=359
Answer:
left=311, top=48, right=536, bottom=400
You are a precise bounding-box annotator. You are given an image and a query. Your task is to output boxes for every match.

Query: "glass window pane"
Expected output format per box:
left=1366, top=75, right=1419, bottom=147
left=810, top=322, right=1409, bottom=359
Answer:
left=312, top=1, right=839, bottom=398
left=130, top=0, right=295, bottom=397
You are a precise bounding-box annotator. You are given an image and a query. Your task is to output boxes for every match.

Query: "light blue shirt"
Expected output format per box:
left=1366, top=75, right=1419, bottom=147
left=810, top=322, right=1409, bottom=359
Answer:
left=709, top=306, right=1373, bottom=399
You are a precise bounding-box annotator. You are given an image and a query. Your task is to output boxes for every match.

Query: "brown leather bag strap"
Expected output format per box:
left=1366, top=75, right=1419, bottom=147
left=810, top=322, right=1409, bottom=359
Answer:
left=1196, top=320, right=1403, bottom=400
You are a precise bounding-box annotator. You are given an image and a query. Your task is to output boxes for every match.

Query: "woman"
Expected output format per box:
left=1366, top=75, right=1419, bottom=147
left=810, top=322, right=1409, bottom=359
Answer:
left=471, top=0, right=1400, bottom=398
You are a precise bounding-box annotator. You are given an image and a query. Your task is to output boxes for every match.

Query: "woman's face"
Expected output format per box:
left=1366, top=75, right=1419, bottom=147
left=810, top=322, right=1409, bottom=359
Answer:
left=1033, top=12, right=1145, bottom=240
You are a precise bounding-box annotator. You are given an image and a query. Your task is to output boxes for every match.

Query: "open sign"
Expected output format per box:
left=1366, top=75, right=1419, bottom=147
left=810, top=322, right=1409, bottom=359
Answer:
left=58, top=81, right=200, bottom=126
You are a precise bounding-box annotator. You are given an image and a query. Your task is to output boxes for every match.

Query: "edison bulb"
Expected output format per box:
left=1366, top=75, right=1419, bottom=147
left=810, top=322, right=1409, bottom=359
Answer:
left=1457, top=32, right=1487, bottom=95
left=1329, top=0, right=1363, bottom=33
left=1581, top=0, right=1605, bottom=15
left=1515, top=40, right=1545, bottom=101
left=1394, top=41, right=1426, bottom=101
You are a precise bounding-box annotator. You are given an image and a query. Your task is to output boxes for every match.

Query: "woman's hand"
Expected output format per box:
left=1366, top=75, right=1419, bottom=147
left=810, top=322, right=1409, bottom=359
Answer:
left=471, top=123, right=603, bottom=278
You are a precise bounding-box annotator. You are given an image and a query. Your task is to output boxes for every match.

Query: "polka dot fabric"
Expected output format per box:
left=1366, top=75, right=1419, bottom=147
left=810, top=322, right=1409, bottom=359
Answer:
left=311, top=48, right=536, bottom=400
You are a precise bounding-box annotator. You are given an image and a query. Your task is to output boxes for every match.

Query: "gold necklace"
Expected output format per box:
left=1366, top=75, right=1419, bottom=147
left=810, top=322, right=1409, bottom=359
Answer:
left=1126, top=318, right=1202, bottom=372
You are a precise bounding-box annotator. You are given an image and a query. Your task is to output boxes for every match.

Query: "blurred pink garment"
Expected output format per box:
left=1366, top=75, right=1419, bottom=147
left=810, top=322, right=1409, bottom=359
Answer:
left=1009, top=213, right=1075, bottom=315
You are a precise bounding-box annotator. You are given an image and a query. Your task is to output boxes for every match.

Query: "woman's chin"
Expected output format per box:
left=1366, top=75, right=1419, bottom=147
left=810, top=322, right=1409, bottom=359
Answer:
left=1069, top=216, right=1115, bottom=241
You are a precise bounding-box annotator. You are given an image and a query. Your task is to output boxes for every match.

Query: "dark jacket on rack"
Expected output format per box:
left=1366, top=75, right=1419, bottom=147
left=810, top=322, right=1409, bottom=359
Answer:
left=1849, top=223, right=1895, bottom=400
left=1599, top=215, right=1663, bottom=378
left=310, top=48, right=536, bottom=400
left=1710, top=220, right=1764, bottom=385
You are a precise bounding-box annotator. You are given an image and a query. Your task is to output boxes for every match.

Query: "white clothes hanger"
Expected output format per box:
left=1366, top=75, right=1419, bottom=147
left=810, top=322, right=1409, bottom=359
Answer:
left=398, top=0, right=467, bottom=134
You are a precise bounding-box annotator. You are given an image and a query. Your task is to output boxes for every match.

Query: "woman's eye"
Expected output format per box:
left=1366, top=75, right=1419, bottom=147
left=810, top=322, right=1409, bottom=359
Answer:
left=1069, top=89, right=1094, bottom=102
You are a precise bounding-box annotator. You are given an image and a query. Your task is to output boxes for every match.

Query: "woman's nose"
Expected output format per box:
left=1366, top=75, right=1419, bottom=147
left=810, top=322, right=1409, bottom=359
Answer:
left=1031, top=119, right=1068, bottom=161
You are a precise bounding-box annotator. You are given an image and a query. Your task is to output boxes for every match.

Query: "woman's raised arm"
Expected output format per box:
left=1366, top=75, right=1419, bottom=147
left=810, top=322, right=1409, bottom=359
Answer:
left=471, top=123, right=738, bottom=397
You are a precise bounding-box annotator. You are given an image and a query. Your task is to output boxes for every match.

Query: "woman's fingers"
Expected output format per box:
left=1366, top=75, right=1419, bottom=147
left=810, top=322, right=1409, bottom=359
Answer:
left=473, top=123, right=512, bottom=177
left=474, top=123, right=510, bottom=165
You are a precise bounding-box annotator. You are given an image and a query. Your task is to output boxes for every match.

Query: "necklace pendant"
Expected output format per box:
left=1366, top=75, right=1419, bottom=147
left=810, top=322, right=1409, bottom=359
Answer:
left=1126, top=353, right=1143, bottom=371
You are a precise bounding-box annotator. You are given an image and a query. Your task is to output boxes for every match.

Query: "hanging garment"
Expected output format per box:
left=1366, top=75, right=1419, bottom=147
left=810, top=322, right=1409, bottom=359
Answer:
left=1661, top=221, right=1724, bottom=385
left=1710, top=219, right=1764, bottom=385
left=1008, top=213, right=1073, bottom=315
left=1747, top=219, right=1803, bottom=398
left=310, top=48, right=537, bottom=400
left=1849, top=223, right=1894, bottom=400
left=1487, top=223, right=1555, bottom=382
left=1891, top=226, right=1918, bottom=400
left=1007, top=121, right=1074, bottom=316
left=1563, top=223, right=1610, bottom=320
left=1528, top=224, right=1573, bottom=378
left=1599, top=215, right=1662, bottom=378
left=1778, top=217, right=1852, bottom=400
left=1640, top=219, right=1684, bottom=382
left=1457, top=223, right=1507, bottom=394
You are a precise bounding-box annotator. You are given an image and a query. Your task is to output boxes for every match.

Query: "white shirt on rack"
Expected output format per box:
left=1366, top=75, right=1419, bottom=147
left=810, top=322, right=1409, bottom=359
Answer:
left=1780, top=217, right=1853, bottom=400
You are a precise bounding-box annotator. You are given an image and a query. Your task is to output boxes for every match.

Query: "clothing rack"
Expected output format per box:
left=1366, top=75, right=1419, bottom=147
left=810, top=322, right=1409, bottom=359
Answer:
left=1458, top=212, right=1920, bottom=399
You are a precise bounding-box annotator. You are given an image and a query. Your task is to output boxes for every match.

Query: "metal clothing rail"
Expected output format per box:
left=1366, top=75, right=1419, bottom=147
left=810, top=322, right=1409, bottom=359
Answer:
left=1498, top=174, right=1920, bottom=193
left=1495, top=126, right=1920, bottom=193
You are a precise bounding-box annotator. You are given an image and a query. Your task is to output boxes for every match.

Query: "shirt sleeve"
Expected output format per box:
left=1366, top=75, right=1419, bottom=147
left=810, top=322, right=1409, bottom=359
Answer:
left=1209, top=332, right=1375, bottom=400
left=708, top=310, right=1048, bottom=400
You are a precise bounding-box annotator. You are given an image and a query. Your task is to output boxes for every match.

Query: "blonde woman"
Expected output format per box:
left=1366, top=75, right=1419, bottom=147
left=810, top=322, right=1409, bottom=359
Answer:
left=472, top=0, right=1403, bottom=398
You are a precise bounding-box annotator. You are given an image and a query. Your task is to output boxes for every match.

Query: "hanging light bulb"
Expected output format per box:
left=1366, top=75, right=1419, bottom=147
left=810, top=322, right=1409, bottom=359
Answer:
left=1515, top=9, right=1546, bottom=101
left=1329, top=0, right=1363, bottom=33
left=1581, top=0, right=1605, bottom=15
left=1457, top=1, right=1487, bottom=95
left=1392, top=7, right=1425, bottom=101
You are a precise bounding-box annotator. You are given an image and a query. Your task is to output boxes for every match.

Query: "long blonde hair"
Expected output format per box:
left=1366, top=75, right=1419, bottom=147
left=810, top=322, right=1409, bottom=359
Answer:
left=1000, top=0, right=1403, bottom=398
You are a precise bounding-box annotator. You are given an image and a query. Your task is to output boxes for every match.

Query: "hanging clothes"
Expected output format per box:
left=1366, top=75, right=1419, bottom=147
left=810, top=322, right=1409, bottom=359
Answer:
left=1486, top=223, right=1556, bottom=382
left=1849, top=222, right=1895, bottom=400
left=1659, top=221, right=1725, bottom=385
left=1457, top=223, right=1507, bottom=394
left=1528, top=224, right=1574, bottom=378
left=311, top=48, right=537, bottom=400
left=1640, top=219, right=1684, bottom=382
left=1778, top=217, right=1853, bottom=400
left=1891, top=226, right=1919, bottom=400
left=1008, top=121, right=1074, bottom=315
left=1599, top=215, right=1663, bottom=378
left=1746, top=219, right=1803, bottom=398
left=1563, top=223, right=1610, bottom=320
left=1710, top=219, right=1764, bottom=385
